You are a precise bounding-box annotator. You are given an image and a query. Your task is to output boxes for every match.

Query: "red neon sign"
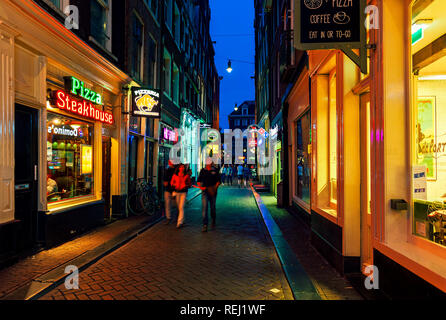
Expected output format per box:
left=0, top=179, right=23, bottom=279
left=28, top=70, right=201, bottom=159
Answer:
left=53, top=90, right=114, bottom=125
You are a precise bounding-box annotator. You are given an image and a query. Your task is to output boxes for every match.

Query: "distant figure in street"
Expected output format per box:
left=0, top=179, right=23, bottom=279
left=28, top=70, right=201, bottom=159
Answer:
left=163, top=160, right=177, bottom=225
left=220, top=165, right=227, bottom=185
left=243, top=165, right=251, bottom=188
left=197, top=159, right=221, bottom=232
left=237, top=164, right=244, bottom=187
left=170, top=164, right=192, bottom=229
left=227, top=165, right=233, bottom=186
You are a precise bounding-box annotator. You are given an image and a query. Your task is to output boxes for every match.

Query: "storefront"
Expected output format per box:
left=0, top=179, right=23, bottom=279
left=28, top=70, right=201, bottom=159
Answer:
left=270, top=114, right=283, bottom=198
left=368, top=0, right=446, bottom=297
left=0, top=1, right=131, bottom=254
left=286, top=68, right=311, bottom=215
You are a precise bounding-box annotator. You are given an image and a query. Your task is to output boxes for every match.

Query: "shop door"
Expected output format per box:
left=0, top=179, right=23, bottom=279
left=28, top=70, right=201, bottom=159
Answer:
left=14, top=105, right=38, bottom=249
left=157, top=146, right=169, bottom=199
left=102, top=137, right=112, bottom=219
left=360, top=93, right=373, bottom=273
left=128, top=135, right=138, bottom=192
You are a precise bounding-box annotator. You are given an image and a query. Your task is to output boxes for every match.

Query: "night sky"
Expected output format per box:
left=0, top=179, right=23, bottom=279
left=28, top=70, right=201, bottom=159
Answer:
left=209, top=0, right=255, bottom=129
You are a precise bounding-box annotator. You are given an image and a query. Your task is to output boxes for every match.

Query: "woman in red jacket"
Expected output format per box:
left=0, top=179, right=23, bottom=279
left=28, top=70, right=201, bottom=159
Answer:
left=170, top=164, right=192, bottom=228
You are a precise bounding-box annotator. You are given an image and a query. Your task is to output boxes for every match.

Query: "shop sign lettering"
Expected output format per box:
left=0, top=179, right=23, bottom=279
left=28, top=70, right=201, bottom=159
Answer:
left=48, top=124, right=81, bottom=137
left=131, top=88, right=161, bottom=118
left=420, top=141, right=446, bottom=154
left=295, top=0, right=366, bottom=49
left=64, top=76, right=102, bottom=105
left=52, top=90, right=114, bottom=124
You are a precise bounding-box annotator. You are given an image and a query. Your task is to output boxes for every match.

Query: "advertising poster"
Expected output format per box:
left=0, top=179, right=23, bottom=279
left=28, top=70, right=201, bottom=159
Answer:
left=81, top=145, right=93, bottom=175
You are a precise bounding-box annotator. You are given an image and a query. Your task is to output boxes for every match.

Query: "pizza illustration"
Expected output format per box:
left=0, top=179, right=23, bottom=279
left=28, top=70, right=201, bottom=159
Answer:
left=304, top=0, right=323, bottom=10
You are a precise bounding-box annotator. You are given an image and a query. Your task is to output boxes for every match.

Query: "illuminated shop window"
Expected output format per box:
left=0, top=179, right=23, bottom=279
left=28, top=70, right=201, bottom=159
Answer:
left=412, top=0, right=446, bottom=247
left=315, top=67, right=338, bottom=217
left=47, top=113, right=94, bottom=204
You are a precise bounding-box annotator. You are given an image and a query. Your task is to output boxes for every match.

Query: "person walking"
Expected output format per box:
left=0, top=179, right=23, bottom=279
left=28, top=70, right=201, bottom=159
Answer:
left=170, top=164, right=191, bottom=229
left=227, top=165, right=233, bottom=186
left=237, top=164, right=244, bottom=187
left=163, top=160, right=177, bottom=225
left=197, top=159, right=221, bottom=232
left=220, top=165, right=227, bottom=186
left=243, top=165, right=251, bottom=188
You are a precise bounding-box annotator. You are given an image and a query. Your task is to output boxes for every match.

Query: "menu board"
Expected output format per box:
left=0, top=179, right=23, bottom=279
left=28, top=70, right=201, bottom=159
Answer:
left=295, top=0, right=365, bottom=49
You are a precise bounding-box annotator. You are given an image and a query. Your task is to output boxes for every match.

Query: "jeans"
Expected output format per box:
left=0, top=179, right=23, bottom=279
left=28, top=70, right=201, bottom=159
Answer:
left=174, top=192, right=187, bottom=226
left=221, top=174, right=226, bottom=184
left=164, top=191, right=173, bottom=219
left=202, top=191, right=217, bottom=226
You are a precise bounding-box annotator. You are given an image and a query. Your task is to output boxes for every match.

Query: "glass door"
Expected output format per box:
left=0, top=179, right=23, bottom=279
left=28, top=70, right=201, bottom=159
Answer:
left=360, top=92, right=373, bottom=273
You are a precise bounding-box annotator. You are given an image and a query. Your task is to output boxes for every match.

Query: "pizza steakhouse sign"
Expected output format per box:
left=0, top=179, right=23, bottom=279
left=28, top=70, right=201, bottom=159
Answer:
left=49, top=76, right=114, bottom=125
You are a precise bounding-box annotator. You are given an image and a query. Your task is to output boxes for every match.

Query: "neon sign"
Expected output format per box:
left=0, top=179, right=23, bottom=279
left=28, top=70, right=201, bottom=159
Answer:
left=48, top=124, right=81, bottom=137
left=64, top=76, right=102, bottom=105
left=53, top=90, right=114, bottom=124
left=163, top=128, right=178, bottom=143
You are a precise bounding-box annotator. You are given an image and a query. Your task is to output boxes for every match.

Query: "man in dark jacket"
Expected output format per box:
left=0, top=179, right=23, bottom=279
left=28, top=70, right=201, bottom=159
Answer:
left=197, top=159, right=221, bottom=232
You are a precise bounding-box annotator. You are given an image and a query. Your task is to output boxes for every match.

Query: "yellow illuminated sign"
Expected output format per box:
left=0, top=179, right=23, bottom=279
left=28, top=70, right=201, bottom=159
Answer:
left=81, top=145, right=93, bottom=174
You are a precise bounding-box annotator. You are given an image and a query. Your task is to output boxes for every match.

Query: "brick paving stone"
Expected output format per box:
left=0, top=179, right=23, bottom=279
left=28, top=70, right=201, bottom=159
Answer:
left=0, top=215, right=154, bottom=299
left=40, top=187, right=294, bottom=300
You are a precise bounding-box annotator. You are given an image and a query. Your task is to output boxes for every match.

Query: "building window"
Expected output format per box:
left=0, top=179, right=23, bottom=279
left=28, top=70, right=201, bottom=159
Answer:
left=144, top=0, right=158, bottom=18
left=147, top=35, right=157, bottom=88
left=163, top=50, right=172, bottom=97
left=242, top=119, right=248, bottom=127
left=411, top=0, right=446, bottom=247
left=243, top=108, right=248, bottom=115
left=165, top=0, right=173, bottom=33
left=90, top=0, right=111, bottom=50
left=132, top=15, right=144, bottom=82
left=47, top=113, right=94, bottom=204
left=172, top=63, right=180, bottom=105
left=315, top=68, right=338, bottom=217
left=296, top=111, right=311, bottom=205
left=173, top=2, right=181, bottom=46
left=235, top=119, right=240, bottom=126
left=46, top=0, right=70, bottom=12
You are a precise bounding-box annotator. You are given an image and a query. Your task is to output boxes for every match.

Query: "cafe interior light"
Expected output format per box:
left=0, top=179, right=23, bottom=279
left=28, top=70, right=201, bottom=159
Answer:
left=412, top=18, right=433, bottom=33
left=418, top=75, right=446, bottom=81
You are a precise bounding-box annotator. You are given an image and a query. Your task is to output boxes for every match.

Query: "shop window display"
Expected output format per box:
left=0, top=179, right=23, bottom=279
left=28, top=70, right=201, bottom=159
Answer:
left=315, top=69, right=338, bottom=217
left=47, top=113, right=94, bottom=203
left=412, top=0, right=446, bottom=247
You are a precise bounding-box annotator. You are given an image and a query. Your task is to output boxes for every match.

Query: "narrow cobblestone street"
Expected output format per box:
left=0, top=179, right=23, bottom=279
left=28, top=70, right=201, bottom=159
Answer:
left=40, top=187, right=294, bottom=300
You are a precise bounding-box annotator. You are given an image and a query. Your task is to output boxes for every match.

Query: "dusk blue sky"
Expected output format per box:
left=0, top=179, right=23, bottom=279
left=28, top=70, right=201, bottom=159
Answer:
left=209, top=0, right=255, bottom=129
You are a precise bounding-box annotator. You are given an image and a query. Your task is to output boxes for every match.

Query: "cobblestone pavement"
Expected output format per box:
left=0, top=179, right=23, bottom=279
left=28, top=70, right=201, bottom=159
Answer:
left=260, top=194, right=362, bottom=300
left=0, top=215, right=153, bottom=299
left=40, top=187, right=294, bottom=300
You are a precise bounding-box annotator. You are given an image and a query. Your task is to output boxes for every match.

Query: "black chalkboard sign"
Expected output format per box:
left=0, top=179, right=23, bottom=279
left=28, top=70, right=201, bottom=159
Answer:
left=295, top=0, right=366, bottom=50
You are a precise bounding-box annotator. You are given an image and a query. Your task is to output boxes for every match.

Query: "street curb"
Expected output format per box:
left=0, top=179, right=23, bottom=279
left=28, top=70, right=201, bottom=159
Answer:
left=2, top=189, right=202, bottom=300
left=2, top=217, right=163, bottom=300
left=250, top=186, right=321, bottom=300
